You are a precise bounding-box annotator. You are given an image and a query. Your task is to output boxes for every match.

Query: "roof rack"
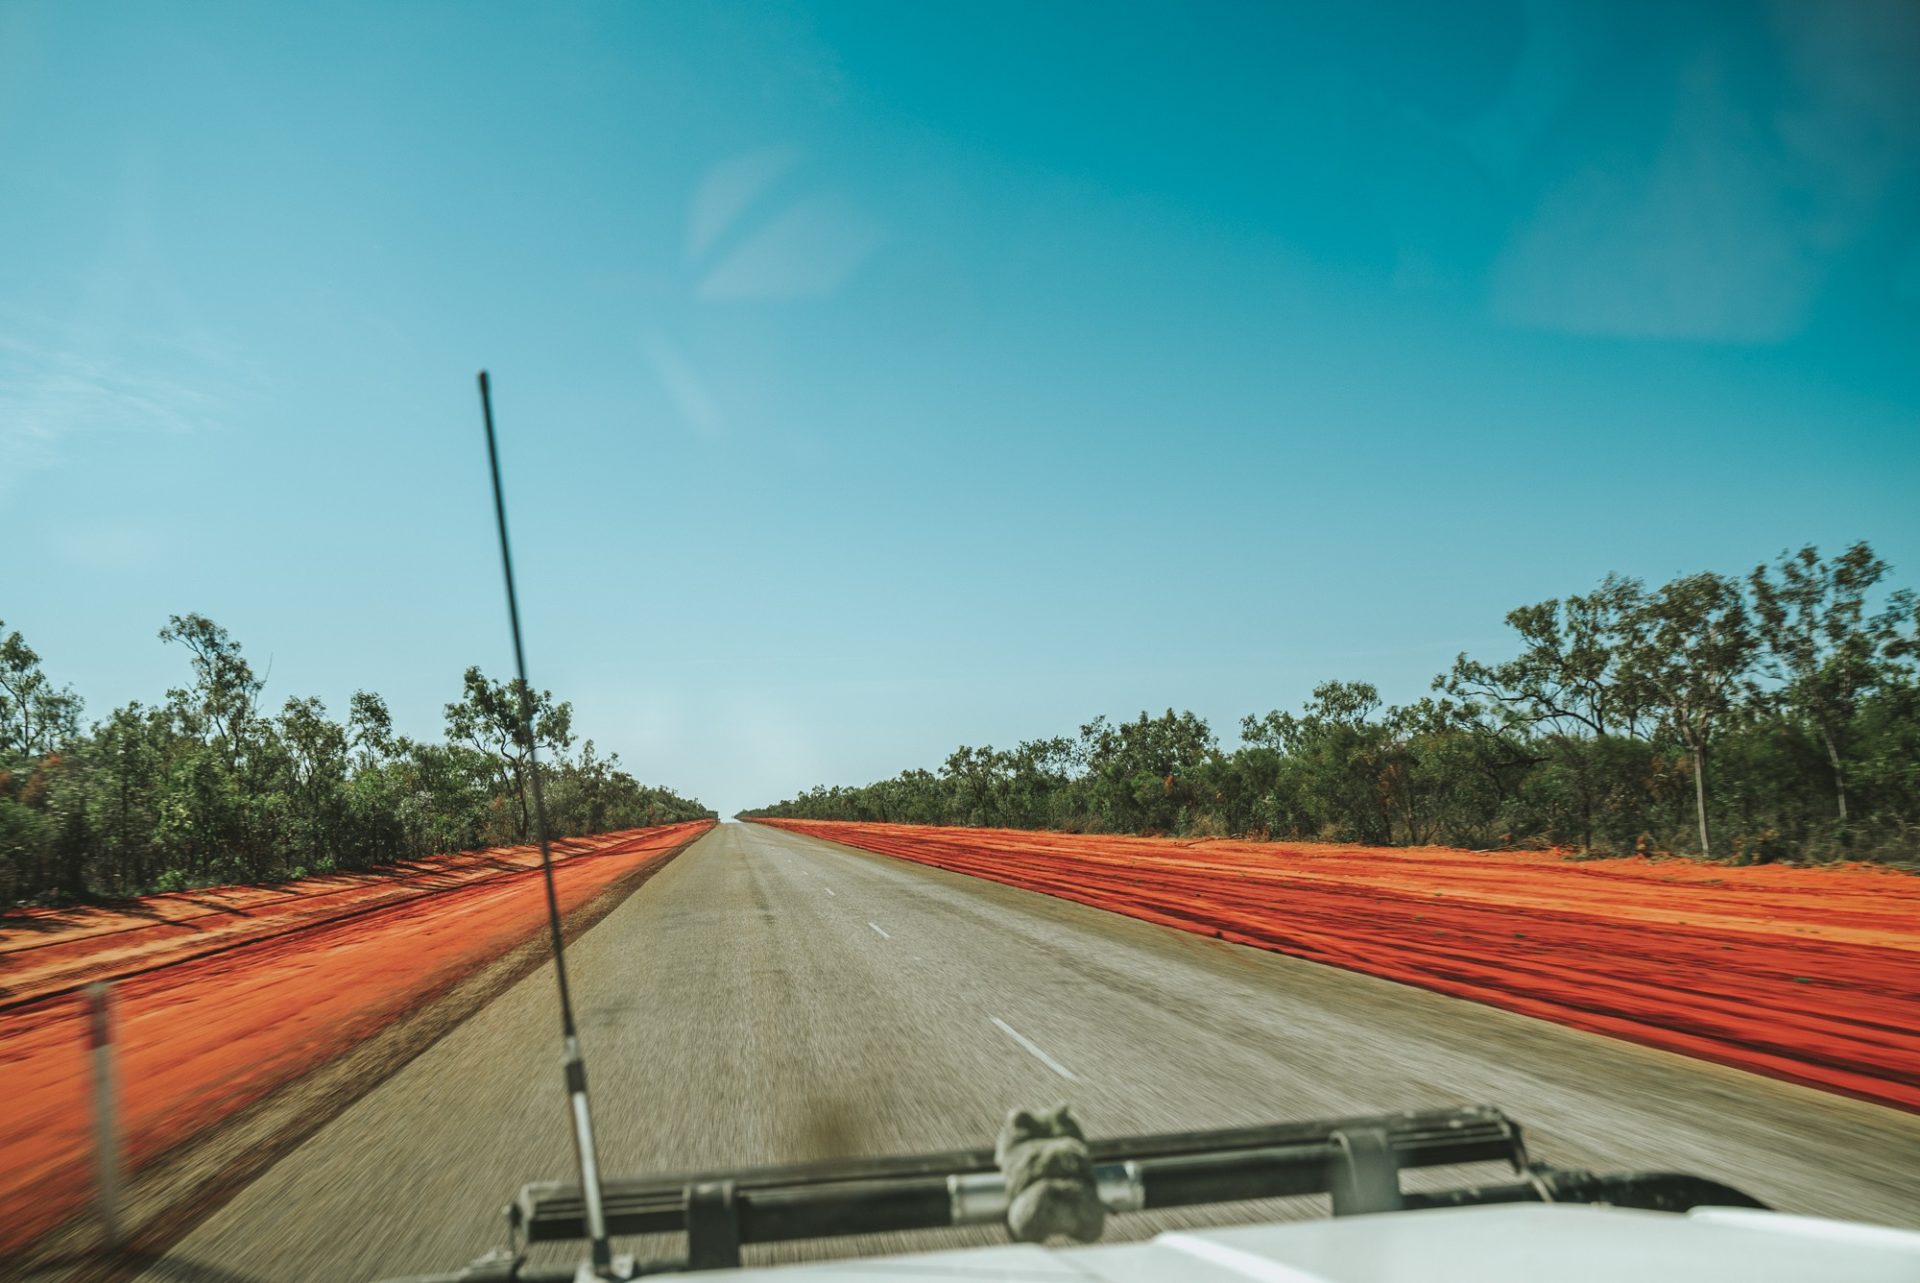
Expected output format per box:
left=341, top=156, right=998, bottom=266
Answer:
left=519, top=1103, right=1524, bottom=1253
left=391, top=1105, right=1765, bottom=1282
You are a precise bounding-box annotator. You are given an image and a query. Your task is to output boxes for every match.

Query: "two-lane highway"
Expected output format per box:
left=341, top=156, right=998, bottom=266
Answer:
left=140, top=822, right=1920, bottom=1282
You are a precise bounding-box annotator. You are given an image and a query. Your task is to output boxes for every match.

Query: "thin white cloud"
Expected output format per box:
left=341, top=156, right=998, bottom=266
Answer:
left=645, top=150, right=886, bottom=434
left=1490, top=0, right=1920, bottom=343
left=1492, top=62, right=1813, bottom=342
left=1442, top=0, right=1598, bottom=182
left=0, top=140, right=263, bottom=496
left=641, top=328, right=726, bottom=435
left=696, top=192, right=883, bottom=301
left=0, top=333, right=220, bottom=486
left=686, top=146, right=805, bottom=264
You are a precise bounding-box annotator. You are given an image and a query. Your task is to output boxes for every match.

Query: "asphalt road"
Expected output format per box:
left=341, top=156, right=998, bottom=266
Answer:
left=138, top=822, right=1920, bottom=1282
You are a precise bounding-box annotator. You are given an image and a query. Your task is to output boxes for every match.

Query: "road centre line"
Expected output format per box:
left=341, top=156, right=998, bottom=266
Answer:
left=990, top=1017, right=1081, bottom=1083
left=825, top=887, right=836, bottom=897
left=869, top=922, right=890, bottom=938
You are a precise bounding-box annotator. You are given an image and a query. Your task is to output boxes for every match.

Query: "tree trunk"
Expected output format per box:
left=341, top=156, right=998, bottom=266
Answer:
left=1819, top=727, right=1849, bottom=825
left=118, top=764, right=132, bottom=891
left=512, top=764, right=531, bottom=842
left=1691, top=743, right=1711, bottom=858
left=1578, top=751, right=1594, bottom=852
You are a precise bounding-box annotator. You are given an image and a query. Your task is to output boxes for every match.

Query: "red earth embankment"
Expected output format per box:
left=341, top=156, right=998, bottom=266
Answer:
left=757, top=819, right=1920, bottom=1113
left=0, top=820, right=712, bottom=1252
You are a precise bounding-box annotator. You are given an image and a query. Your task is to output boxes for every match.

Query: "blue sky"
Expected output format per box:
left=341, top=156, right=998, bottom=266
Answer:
left=3, top=1, right=1917, bottom=815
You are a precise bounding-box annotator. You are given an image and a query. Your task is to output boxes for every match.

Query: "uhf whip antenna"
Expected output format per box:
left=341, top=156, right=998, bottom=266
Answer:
left=476, top=370, right=615, bottom=1275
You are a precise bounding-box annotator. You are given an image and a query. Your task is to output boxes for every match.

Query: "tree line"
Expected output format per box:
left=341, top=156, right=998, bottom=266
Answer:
left=745, top=543, right=1920, bottom=864
left=0, top=613, right=713, bottom=905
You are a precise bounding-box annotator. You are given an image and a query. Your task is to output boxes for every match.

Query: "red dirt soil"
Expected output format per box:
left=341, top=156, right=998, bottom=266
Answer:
left=756, top=819, right=1920, bottom=1114
left=0, top=820, right=712, bottom=1253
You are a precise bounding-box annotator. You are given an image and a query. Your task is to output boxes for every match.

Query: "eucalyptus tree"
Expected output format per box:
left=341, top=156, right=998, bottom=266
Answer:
left=1612, top=573, right=1757, bottom=858
left=1441, top=576, right=1650, bottom=739
left=1439, top=576, right=1648, bottom=849
left=0, top=621, right=82, bottom=756
left=444, top=666, right=575, bottom=842
left=1079, top=710, right=1218, bottom=833
left=1007, top=736, right=1077, bottom=829
left=348, top=690, right=397, bottom=767
left=87, top=701, right=173, bottom=891
left=1243, top=682, right=1392, bottom=843
left=941, top=744, right=1010, bottom=826
left=159, top=613, right=264, bottom=772
left=278, top=695, right=351, bottom=871
left=1748, top=542, right=1893, bottom=829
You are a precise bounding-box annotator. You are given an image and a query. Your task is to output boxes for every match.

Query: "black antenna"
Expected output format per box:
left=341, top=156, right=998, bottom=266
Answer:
left=477, top=370, right=615, bottom=1275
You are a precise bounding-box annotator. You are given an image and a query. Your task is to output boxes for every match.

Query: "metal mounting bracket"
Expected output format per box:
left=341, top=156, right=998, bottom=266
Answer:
left=1328, top=1127, right=1404, bottom=1216
left=685, top=1180, right=742, bottom=1271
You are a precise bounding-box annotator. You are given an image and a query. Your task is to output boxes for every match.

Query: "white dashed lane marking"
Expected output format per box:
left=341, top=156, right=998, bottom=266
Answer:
left=990, top=1017, right=1081, bottom=1082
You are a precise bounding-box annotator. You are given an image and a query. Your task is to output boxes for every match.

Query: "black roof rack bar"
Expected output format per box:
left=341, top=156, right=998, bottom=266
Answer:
left=517, top=1105, right=1525, bottom=1246
left=382, top=1108, right=1770, bottom=1282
